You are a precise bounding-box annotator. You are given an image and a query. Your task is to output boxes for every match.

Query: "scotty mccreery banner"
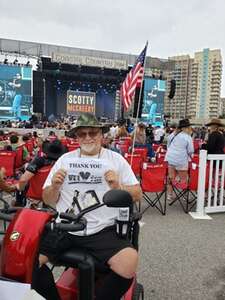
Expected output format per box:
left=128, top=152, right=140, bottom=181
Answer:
left=67, top=90, right=96, bottom=115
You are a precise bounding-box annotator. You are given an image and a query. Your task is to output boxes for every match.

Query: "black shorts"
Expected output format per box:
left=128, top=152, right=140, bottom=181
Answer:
left=39, top=226, right=133, bottom=265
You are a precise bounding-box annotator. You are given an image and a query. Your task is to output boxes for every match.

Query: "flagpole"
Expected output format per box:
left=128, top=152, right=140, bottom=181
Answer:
left=130, top=41, right=148, bottom=166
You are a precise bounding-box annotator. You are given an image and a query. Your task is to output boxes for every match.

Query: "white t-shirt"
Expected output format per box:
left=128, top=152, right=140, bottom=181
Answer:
left=154, top=128, right=165, bottom=142
left=43, top=148, right=138, bottom=235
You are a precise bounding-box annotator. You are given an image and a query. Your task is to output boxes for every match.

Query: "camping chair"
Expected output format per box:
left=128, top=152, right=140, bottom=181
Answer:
left=141, top=162, right=167, bottom=215
left=169, top=162, right=209, bottom=213
left=133, top=147, right=148, bottom=162
left=0, top=151, right=16, bottom=177
left=156, top=153, right=166, bottom=164
left=25, top=140, right=34, bottom=154
left=15, top=145, right=24, bottom=169
left=25, top=165, right=52, bottom=208
left=118, top=144, right=129, bottom=155
left=124, top=153, right=143, bottom=176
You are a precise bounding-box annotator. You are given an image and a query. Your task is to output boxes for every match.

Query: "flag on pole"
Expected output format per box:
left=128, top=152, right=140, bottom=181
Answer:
left=121, top=44, right=147, bottom=111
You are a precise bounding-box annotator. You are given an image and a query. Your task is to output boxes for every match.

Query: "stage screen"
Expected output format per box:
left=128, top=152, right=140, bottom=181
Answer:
left=0, top=65, right=32, bottom=120
left=67, top=91, right=96, bottom=115
left=141, top=77, right=165, bottom=126
left=54, top=80, right=117, bottom=120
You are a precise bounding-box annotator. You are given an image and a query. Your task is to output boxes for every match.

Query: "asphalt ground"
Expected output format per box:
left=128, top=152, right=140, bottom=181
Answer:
left=1, top=195, right=225, bottom=299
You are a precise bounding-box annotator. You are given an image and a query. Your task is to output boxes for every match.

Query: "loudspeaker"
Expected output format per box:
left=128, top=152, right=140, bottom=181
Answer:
left=33, top=71, right=44, bottom=114
left=168, top=79, right=176, bottom=99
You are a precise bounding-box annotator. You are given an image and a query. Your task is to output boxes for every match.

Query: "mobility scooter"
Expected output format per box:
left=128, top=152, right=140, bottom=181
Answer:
left=0, top=190, right=144, bottom=299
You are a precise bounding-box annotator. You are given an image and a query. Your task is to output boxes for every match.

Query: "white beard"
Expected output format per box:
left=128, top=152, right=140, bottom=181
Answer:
left=80, top=143, right=98, bottom=154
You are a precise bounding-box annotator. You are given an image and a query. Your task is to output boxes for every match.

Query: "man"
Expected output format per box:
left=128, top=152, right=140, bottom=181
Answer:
left=9, top=73, right=22, bottom=119
left=32, top=113, right=142, bottom=300
left=204, top=118, right=225, bottom=154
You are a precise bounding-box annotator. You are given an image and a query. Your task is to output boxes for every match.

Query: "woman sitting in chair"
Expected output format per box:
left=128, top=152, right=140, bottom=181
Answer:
left=165, top=119, right=194, bottom=201
left=131, top=123, right=155, bottom=159
left=17, top=140, right=67, bottom=207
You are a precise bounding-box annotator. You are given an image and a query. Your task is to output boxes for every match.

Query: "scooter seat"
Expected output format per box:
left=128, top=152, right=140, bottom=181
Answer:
left=54, top=248, right=94, bottom=268
left=53, top=248, right=110, bottom=273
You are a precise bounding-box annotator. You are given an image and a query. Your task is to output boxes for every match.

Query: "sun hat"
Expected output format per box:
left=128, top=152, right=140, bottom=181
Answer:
left=205, top=118, right=225, bottom=127
left=178, top=119, right=192, bottom=129
left=68, top=113, right=110, bottom=136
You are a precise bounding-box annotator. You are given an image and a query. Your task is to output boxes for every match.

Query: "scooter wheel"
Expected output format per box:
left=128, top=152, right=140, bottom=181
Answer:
left=132, top=283, right=144, bottom=300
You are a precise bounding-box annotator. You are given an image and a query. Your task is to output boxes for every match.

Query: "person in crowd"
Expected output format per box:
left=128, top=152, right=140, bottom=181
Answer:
left=5, top=134, right=30, bottom=162
left=17, top=140, right=67, bottom=207
left=32, top=113, right=142, bottom=300
left=127, top=122, right=134, bottom=134
left=102, top=135, right=121, bottom=154
left=165, top=119, right=194, bottom=201
left=153, top=126, right=165, bottom=144
left=116, top=124, right=129, bottom=138
left=109, top=124, right=118, bottom=139
left=203, top=119, right=225, bottom=154
left=131, top=123, right=155, bottom=158
left=145, top=123, right=154, bottom=143
left=0, top=167, right=18, bottom=193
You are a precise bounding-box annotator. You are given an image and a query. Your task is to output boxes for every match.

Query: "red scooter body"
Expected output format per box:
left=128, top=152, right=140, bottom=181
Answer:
left=0, top=208, right=52, bottom=283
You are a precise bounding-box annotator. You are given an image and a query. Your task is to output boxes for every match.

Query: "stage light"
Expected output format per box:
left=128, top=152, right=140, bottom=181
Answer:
left=3, top=58, right=8, bottom=64
left=13, top=59, right=18, bottom=64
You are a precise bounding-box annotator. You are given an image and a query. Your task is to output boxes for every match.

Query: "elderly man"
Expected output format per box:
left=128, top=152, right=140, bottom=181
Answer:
left=32, top=113, right=142, bottom=300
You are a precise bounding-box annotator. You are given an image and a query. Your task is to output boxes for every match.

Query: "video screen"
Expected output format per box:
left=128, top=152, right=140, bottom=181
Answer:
left=0, top=65, right=32, bottom=120
left=141, top=77, right=165, bottom=126
left=55, top=80, right=117, bottom=120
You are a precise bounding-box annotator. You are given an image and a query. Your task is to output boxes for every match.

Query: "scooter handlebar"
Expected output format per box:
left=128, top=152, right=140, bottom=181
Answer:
left=0, top=211, right=14, bottom=222
left=0, top=208, right=21, bottom=222
left=46, top=217, right=87, bottom=232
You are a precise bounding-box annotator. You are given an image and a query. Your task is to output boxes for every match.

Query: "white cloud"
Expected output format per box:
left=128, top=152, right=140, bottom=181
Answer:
left=0, top=0, right=224, bottom=95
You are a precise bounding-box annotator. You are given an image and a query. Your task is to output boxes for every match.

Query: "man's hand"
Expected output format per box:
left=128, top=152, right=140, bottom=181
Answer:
left=104, top=170, right=120, bottom=189
left=51, top=169, right=67, bottom=189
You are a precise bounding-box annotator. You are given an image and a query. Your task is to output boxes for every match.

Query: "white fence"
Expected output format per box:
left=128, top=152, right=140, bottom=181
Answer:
left=190, top=150, right=225, bottom=219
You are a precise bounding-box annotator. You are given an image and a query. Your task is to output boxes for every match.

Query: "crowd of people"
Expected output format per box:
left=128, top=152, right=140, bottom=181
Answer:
left=1, top=113, right=225, bottom=299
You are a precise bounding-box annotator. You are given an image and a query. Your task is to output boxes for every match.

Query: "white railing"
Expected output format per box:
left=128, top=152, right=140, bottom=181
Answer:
left=190, top=150, right=225, bottom=219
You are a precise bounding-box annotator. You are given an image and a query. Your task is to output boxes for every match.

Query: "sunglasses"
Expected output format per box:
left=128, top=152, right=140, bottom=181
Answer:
left=76, top=130, right=101, bottom=139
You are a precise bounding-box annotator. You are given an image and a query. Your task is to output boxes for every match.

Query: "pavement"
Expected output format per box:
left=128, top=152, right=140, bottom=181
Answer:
left=139, top=200, right=225, bottom=300
left=1, top=196, right=225, bottom=299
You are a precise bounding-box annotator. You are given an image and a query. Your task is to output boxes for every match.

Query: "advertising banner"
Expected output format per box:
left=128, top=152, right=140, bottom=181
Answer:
left=52, top=52, right=127, bottom=70
left=67, top=90, right=96, bottom=115
left=0, top=65, right=32, bottom=120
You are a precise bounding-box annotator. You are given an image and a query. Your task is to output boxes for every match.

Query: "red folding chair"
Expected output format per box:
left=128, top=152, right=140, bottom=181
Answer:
left=25, top=141, right=34, bottom=154
left=133, top=148, right=148, bottom=161
left=156, top=153, right=166, bottom=164
left=0, top=151, right=16, bottom=177
left=152, top=143, right=162, bottom=152
left=15, top=145, right=24, bottom=168
left=124, top=153, right=142, bottom=176
left=119, top=144, right=130, bottom=155
left=169, top=162, right=209, bottom=213
left=26, top=165, right=52, bottom=205
left=141, top=163, right=167, bottom=215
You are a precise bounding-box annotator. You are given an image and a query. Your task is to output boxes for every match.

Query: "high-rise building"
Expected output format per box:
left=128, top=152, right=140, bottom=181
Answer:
left=188, top=49, right=222, bottom=121
left=164, top=55, right=192, bottom=119
left=164, top=49, right=223, bottom=123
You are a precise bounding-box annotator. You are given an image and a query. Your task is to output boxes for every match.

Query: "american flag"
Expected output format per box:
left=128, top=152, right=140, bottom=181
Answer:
left=121, top=44, right=147, bottom=111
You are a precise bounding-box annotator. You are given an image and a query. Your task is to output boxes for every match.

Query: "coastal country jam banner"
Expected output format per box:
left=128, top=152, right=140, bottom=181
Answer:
left=67, top=91, right=96, bottom=115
